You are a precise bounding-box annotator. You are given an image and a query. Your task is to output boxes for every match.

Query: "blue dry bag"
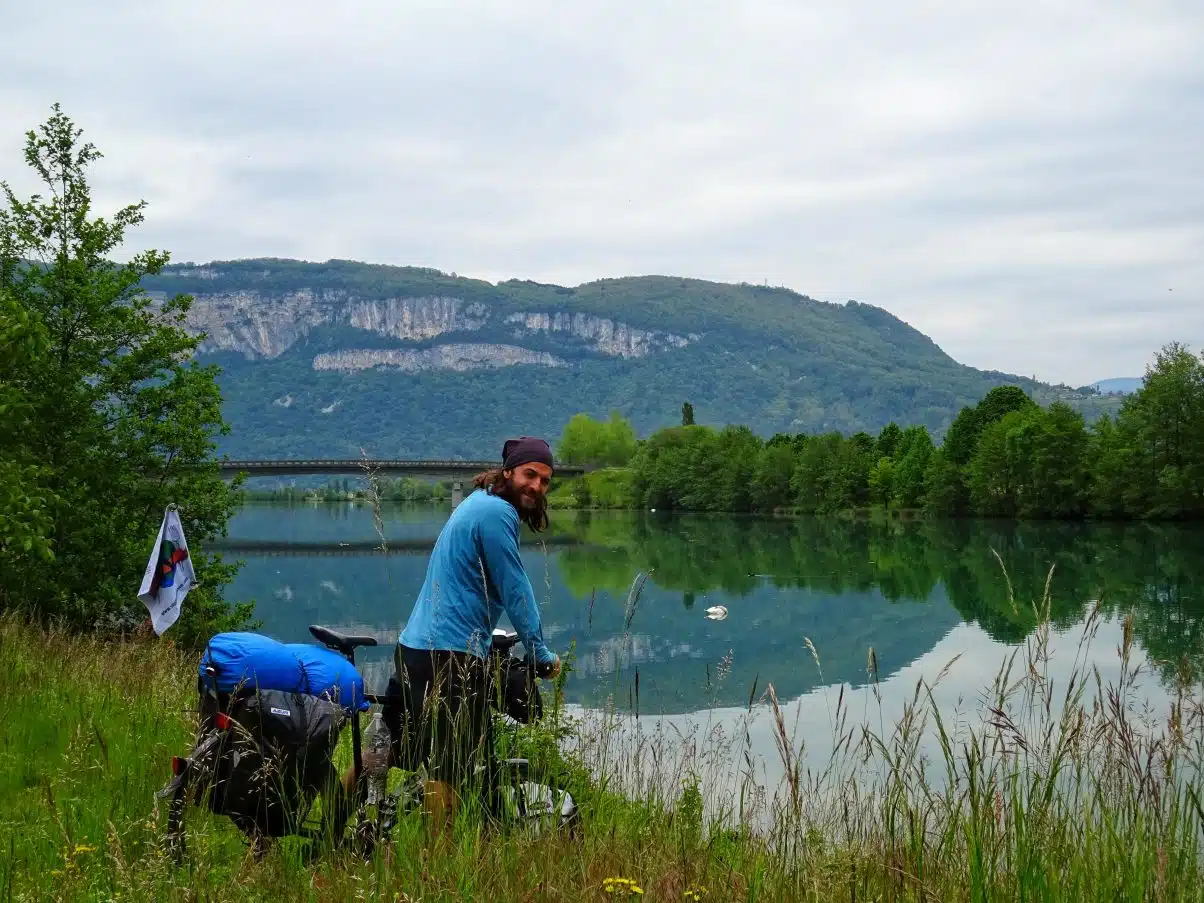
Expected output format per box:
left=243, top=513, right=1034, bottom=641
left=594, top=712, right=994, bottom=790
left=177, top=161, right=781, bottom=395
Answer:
left=199, top=632, right=369, bottom=713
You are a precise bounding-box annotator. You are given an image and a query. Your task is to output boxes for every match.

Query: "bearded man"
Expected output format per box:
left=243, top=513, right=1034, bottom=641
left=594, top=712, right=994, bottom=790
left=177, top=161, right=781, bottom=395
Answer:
left=395, top=436, right=561, bottom=829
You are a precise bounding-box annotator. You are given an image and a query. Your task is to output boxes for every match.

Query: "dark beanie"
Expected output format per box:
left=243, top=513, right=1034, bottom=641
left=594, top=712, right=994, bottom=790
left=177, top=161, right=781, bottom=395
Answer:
left=502, top=436, right=554, bottom=471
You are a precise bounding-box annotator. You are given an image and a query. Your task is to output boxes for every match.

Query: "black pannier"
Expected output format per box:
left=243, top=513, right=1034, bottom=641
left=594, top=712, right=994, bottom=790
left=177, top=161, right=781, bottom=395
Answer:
left=499, top=656, right=543, bottom=724
left=204, top=688, right=346, bottom=837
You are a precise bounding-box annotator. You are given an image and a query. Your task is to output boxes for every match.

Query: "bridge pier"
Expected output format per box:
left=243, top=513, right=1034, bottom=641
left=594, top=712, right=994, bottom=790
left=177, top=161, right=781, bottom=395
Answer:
left=451, top=480, right=464, bottom=509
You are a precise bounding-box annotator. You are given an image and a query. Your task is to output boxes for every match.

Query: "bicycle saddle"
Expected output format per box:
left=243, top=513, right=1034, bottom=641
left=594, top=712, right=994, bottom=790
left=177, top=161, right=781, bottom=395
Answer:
left=491, top=629, right=520, bottom=652
left=309, top=625, right=379, bottom=656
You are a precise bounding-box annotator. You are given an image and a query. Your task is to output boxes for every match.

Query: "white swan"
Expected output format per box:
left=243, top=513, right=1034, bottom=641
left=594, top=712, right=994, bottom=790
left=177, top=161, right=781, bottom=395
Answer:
left=705, top=605, right=728, bottom=621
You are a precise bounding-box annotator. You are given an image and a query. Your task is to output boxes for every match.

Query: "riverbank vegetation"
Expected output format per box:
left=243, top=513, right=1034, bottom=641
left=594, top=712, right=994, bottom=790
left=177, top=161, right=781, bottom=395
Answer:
left=0, top=107, right=249, bottom=646
left=550, top=342, right=1204, bottom=521
left=243, top=475, right=453, bottom=503
left=4, top=588, right=1203, bottom=900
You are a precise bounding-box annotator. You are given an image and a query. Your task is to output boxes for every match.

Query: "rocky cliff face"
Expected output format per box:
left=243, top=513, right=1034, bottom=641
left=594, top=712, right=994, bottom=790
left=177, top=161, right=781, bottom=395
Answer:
left=504, top=311, right=694, bottom=358
left=312, top=344, right=567, bottom=373
left=181, top=290, right=693, bottom=372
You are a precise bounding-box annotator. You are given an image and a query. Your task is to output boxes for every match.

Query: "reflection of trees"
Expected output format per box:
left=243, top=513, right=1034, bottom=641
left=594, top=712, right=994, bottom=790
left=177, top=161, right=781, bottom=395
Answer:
left=1088, top=526, right=1204, bottom=684
left=925, top=520, right=1102, bottom=644
left=556, top=513, right=1204, bottom=684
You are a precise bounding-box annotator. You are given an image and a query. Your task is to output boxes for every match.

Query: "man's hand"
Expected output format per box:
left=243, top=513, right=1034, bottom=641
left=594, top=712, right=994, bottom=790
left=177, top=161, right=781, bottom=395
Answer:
left=536, top=653, right=561, bottom=679
left=548, top=654, right=561, bottom=679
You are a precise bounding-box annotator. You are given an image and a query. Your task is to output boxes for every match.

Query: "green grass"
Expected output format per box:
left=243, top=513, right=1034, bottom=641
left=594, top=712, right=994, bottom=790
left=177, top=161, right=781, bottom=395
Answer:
left=2, top=601, right=1203, bottom=901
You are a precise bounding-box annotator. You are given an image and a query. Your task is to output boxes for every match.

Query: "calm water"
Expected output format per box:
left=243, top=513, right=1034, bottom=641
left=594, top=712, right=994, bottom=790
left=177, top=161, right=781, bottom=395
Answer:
left=218, top=502, right=1204, bottom=719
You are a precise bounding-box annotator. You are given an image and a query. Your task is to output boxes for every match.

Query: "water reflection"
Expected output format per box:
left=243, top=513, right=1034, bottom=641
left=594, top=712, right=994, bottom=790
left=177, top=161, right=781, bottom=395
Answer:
left=216, top=504, right=1204, bottom=714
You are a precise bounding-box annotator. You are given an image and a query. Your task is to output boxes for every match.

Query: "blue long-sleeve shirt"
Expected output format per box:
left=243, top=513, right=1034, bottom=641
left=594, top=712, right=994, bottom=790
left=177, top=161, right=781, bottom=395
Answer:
left=399, top=489, right=556, bottom=665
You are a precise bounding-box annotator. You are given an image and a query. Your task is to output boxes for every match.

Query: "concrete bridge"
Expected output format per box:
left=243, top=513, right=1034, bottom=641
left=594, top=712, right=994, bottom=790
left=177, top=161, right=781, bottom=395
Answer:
left=219, top=458, right=589, bottom=506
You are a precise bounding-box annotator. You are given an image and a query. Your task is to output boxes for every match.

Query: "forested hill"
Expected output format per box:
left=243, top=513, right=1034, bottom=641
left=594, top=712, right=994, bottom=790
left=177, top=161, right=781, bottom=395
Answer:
left=141, top=259, right=1112, bottom=459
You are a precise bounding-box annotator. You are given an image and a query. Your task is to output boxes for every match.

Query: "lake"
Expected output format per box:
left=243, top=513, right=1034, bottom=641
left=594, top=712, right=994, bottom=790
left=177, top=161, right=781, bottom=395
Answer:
left=216, top=502, right=1204, bottom=794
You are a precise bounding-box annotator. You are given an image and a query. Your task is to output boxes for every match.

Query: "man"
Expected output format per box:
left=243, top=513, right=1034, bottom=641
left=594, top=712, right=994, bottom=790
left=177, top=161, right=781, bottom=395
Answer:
left=395, top=436, right=561, bottom=829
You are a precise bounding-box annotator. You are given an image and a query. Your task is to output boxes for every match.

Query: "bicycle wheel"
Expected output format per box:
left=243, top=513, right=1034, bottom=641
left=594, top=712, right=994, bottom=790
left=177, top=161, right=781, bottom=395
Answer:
left=494, top=758, right=580, bottom=837
left=342, top=766, right=428, bottom=858
left=158, top=729, right=224, bottom=863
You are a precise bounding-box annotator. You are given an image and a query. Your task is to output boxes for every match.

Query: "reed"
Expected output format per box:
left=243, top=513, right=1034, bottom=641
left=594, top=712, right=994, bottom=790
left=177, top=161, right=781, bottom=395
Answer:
left=1, top=570, right=1201, bottom=901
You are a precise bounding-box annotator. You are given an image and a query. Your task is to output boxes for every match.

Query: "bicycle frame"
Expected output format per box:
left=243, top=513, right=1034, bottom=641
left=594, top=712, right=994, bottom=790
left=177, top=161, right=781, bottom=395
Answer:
left=160, top=628, right=577, bottom=863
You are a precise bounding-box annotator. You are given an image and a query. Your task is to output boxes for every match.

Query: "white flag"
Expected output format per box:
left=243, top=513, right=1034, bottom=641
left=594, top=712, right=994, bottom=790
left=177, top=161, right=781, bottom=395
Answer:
left=138, top=507, right=196, bottom=635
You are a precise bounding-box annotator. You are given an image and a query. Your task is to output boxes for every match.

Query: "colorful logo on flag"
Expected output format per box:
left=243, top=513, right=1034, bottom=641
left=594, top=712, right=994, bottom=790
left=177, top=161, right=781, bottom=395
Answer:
left=152, top=540, right=190, bottom=593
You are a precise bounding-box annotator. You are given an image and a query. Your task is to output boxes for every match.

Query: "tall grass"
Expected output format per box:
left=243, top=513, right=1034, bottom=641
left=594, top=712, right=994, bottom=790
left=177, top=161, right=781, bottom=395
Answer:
left=2, top=577, right=1203, bottom=900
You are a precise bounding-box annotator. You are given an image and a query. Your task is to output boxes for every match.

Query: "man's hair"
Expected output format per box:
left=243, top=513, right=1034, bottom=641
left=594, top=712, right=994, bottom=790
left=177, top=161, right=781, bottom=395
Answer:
left=472, top=468, right=549, bottom=532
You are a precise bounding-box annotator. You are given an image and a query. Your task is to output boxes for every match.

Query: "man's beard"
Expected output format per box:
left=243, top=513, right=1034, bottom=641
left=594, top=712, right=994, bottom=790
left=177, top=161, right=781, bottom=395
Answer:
left=497, top=478, right=549, bottom=532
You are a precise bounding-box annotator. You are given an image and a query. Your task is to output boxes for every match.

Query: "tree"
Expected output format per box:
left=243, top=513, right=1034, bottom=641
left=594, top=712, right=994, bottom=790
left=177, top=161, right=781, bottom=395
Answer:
left=557, top=411, right=637, bottom=466
left=893, top=426, right=933, bottom=509
left=923, top=449, right=962, bottom=516
left=710, top=425, right=763, bottom=512
left=628, top=424, right=726, bottom=510
left=976, top=385, right=1038, bottom=428
left=752, top=440, right=798, bottom=511
left=0, top=289, right=56, bottom=564
left=681, top=401, right=695, bottom=426
left=1024, top=402, right=1088, bottom=518
left=558, top=413, right=606, bottom=464
left=967, top=411, right=1025, bottom=517
left=875, top=422, right=903, bottom=459
left=1087, top=413, right=1127, bottom=518
left=932, top=386, right=1037, bottom=515
left=1111, top=343, right=1204, bottom=519
left=792, top=433, right=842, bottom=513
left=867, top=457, right=895, bottom=507
left=602, top=411, right=638, bottom=466
left=0, top=106, right=249, bottom=644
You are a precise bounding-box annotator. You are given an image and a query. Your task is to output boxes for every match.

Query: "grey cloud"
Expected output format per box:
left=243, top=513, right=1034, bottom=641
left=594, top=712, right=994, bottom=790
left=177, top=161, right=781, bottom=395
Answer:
left=2, top=0, right=1203, bottom=385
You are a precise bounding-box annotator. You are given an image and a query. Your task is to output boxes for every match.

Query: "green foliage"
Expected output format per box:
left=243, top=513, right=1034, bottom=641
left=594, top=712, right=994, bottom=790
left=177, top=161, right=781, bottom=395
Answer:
left=968, top=410, right=1026, bottom=517
left=0, top=290, right=57, bottom=563
left=929, top=386, right=1040, bottom=516
left=561, top=343, right=1204, bottom=522
left=556, top=411, right=637, bottom=467
left=0, top=106, right=249, bottom=645
left=893, top=426, right=933, bottom=508
left=1108, top=342, right=1204, bottom=519
left=875, top=421, right=903, bottom=459
left=751, top=437, right=797, bottom=511
left=547, top=468, right=635, bottom=510
left=572, top=476, right=592, bottom=508
left=867, top=456, right=895, bottom=507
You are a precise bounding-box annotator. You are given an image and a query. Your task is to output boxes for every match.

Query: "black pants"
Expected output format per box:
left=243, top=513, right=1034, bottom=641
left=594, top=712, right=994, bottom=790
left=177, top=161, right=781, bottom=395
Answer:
left=395, top=645, right=496, bottom=802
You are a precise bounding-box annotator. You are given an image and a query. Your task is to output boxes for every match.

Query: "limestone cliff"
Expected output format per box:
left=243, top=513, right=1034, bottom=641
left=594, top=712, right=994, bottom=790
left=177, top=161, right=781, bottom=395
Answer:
left=504, top=311, right=694, bottom=358
left=183, top=292, right=488, bottom=359
left=312, top=344, right=567, bottom=373
left=180, top=289, right=692, bottom=372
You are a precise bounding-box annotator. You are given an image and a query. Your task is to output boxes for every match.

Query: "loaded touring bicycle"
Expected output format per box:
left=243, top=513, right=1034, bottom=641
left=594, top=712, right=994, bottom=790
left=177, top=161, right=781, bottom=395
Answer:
left=158, top=625, right=578, bottom=860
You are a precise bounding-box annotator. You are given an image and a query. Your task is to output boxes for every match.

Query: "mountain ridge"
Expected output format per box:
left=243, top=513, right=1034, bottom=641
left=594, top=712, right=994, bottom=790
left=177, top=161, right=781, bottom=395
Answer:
left=141, top=258, right=1116, bottom=459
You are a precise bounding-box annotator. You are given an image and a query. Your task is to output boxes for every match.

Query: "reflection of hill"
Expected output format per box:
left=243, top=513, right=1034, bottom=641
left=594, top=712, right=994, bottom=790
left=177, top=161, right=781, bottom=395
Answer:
left=554, top=513, right=1204, bottom=696
left=556, top=577, right=962, bottom=714
left=222, top=505, right=1204, bottom=713
left=558, top=514, right=1204, bottom=648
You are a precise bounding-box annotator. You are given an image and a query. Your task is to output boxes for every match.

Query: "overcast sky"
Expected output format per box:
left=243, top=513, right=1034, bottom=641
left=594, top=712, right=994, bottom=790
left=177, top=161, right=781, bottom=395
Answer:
left=3, top=1, right=1201, bottom=385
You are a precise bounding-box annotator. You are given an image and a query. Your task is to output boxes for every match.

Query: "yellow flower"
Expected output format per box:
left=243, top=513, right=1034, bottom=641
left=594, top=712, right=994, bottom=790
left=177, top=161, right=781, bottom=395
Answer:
left=603, top=877, right=645, bottom=896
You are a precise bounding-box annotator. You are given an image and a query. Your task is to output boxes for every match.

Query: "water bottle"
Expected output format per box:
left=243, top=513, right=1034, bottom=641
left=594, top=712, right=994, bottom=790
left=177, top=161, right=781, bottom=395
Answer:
left=362, top=712, right=390, bottom=804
